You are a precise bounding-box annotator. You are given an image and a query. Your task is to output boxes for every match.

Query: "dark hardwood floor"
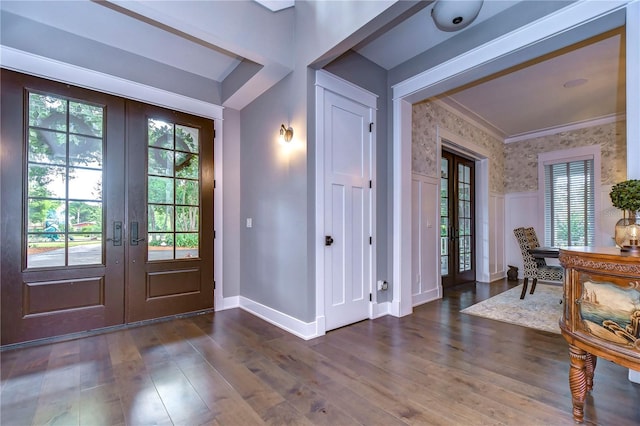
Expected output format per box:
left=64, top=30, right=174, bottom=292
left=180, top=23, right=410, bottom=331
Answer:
left=2, top=279, right=639, bottom=425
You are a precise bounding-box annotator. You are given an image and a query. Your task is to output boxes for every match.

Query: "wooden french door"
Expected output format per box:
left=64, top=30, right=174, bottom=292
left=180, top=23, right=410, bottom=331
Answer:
left=0, top=70, right=213, bottom=345
left=126, top=102, right=214, bottom=323
left=440, top=149, right=475, bottom=287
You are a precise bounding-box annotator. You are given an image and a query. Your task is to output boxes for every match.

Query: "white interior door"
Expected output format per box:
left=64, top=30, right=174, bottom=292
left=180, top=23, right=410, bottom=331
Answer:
left=323, top=90, right=372, bottom=331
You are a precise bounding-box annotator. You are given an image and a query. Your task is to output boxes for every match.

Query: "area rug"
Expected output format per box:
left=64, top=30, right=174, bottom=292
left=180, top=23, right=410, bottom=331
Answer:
left=460, top=284, right=563, bottom=334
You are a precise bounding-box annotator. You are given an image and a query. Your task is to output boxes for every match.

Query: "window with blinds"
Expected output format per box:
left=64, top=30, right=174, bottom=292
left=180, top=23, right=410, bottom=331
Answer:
left=543, top=159, right=595, bottom=247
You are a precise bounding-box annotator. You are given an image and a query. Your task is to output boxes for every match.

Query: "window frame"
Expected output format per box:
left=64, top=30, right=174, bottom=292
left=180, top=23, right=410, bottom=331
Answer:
left=537, top=145, right=602, bottom=247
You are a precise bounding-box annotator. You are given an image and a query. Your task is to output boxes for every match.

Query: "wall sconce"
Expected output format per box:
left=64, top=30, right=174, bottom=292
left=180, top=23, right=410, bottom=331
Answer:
left=431, top=0, right=484, bottom=32
left=280, top=124, right=293, bottom=143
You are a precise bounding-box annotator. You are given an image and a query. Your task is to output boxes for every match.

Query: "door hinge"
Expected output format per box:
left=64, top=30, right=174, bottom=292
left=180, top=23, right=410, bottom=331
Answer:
left=213, top=280, right=216, bottom=290
left=369, top=180, right=372, bottom=188
left=214, top=179, right=216, bottom=189
left=369, top=122, right=374, bottom=133
left=213, top=129, right=216, bottom=139
left=213, top=230, right=216, bottom=239
left=369, top=236, right=372, bottom=245
left=369, top=293, right=372, bottom=302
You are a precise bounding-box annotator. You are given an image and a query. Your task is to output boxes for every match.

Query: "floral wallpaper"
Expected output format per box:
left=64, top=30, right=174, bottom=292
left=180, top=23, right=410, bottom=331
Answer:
left=503, top=120, right=627, bottom=193
left=412, top=101, right=505, bottom=193
left=412, top=100, right=626, bottom=194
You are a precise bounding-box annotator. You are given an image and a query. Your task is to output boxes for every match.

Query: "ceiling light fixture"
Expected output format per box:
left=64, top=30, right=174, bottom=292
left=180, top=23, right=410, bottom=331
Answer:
left=431, top=0, right=484, bottom=32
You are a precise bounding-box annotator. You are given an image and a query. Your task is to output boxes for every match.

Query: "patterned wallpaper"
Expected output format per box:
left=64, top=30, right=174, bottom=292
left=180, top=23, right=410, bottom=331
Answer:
left=503, top=120, right=627, bottom=193
left=412, top=101, right=505, bottom=193
left=412, top=100, right=627, bottom=194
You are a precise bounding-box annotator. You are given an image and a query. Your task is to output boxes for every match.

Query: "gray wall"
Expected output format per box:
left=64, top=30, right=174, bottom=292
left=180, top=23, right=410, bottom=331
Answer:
left=222, top=108, right=242, bottom=298
left=323, top=51, right=392, bottom=303
left=240, top=73, right=312, bottom=321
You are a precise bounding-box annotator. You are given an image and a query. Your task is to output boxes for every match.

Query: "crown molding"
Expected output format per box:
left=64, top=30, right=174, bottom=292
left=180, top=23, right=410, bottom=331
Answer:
left=434, top=97, right=505, bottom=141
left=504, top=113, right=626, bottom=143
left=434, top=96, right=625, bottom=144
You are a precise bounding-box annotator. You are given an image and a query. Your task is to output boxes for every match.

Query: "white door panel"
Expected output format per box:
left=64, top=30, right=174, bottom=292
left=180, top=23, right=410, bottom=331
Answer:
left=324, top=91, right=372, bottom=331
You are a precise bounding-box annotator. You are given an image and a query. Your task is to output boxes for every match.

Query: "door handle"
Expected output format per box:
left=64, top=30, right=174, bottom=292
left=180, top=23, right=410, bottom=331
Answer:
left=130, top=221, right=146, bottom=245
left=325, top=235, right=334, bottom=246
left=110, top=221, right=122, bottom=246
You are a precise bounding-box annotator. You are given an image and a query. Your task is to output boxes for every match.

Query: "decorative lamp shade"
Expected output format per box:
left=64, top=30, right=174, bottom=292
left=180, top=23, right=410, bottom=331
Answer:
left=615, top=211, right=640, bottom=252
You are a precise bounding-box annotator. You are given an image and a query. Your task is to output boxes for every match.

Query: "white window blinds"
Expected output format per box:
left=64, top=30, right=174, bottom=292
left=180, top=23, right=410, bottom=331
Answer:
left=544, top=159, right=595, bottom=247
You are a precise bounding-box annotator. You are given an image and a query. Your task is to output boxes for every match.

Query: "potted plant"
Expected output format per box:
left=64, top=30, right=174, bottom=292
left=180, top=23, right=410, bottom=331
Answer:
left=610, top=179, right=640, bottom=251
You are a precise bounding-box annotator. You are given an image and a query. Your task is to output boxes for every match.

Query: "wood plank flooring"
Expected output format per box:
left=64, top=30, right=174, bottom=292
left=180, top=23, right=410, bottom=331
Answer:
left=2, top=280, right=639, bottom=425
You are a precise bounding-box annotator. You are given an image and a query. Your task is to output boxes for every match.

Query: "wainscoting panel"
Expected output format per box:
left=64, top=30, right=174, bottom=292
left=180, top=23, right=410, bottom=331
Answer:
left=504, top=191, right=540, bottom=277
left=411, top=173, right=441, bottom=306
left=489, top=192, right=506, bottom=281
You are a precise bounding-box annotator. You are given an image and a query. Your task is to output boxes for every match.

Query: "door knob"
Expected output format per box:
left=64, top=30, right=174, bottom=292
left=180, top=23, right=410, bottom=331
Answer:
left=325, top=235, right=334, bottom=246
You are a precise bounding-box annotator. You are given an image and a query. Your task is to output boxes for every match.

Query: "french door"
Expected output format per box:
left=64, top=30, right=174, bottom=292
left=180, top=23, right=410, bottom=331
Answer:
left=440, top=149, right=475, bottom=287
left=0, top=70, right=213, bottom=345
left=126, top=102, right=214, bottom=323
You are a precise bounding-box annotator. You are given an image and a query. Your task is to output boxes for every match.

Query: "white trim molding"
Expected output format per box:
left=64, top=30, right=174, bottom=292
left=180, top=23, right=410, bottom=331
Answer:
left=0, top=46, right=224, bottom=120
left=239, top=296, right=321, bottom=340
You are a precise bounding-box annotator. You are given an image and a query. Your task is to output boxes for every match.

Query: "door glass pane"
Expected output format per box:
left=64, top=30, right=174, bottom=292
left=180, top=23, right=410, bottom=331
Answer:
left=440, top=157, right=449, bottom=276
left=69, top=135, right=102, bottom=168
left=148, top=176, right=174, bottom=204
left=148, top=205, right=174, bottom=232
left=147, top=119, right=200, bottom=261
left=68, top=168, right=102, bottom=200
left=26, top=92, right=104, bottom=268
left=148, top=233, right=174, bottom=261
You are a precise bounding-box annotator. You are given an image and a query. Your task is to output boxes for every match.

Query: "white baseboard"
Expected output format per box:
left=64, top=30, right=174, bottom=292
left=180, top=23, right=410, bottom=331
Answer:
left=490, top=271, right=506, bottom=282
left=239, top=296, right=321, bottom=340
left=412, top=288, right=441, bottom=307
left=216, top=296, right=240, bottom=311
left=220, top=296, right=393, bottom=339
left=371, top=301, right=391, bottom=319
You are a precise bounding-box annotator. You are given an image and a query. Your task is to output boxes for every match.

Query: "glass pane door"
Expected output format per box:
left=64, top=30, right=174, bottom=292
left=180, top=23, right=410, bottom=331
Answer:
left=126, top=103, right=214, bottom=323
left=1, top=70, right=126, bottom=345
left=441, top=149, right=475, bottom=287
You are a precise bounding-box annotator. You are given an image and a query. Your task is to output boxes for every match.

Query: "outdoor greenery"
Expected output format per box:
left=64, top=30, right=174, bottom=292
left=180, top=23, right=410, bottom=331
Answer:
left=610, top=179, right=640, bottom=212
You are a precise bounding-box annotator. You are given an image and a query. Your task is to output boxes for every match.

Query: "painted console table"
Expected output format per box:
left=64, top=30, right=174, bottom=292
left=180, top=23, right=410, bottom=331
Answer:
left=558, top=246, right=640, bottom=423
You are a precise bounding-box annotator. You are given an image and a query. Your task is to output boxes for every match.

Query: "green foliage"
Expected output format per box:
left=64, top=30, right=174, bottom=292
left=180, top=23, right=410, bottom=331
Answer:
left=176, top=233, right=198, bottom=248
left=554, top=213, right=590, bottom=246
left=610, top=179, right=640, bottom=212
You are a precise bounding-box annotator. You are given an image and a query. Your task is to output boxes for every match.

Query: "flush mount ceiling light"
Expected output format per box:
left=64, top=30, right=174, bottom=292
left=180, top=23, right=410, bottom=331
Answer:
left=431, top=0, right=484, bottom=32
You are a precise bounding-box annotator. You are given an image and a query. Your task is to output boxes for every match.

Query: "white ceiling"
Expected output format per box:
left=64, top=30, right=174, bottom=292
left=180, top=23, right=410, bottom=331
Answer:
left=355, top=1, right=520, bottom=70
left=354, top=0, right=626, bottom=142
left=0, top=0, right=242, bottom=82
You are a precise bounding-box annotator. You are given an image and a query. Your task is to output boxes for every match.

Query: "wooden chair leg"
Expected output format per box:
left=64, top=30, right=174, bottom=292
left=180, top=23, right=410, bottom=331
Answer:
left=520, top=278, right=529, bottom=299
left=530, top=278, right=538, bottom=295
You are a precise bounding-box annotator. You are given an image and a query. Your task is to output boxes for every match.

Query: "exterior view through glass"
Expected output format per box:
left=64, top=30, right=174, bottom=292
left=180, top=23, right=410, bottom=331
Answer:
left=147, top=119, right=200, bottom=261
left=26, top=92, right=104, bottom=268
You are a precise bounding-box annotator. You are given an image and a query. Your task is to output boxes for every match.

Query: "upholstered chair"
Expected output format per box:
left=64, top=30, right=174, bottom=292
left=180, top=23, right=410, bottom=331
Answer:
left=513, top=227, right=564, bottom=299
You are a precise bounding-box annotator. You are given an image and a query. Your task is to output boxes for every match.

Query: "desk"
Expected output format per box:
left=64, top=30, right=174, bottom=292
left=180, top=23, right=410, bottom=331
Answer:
left=558, top=247, right=640, bottom=423
left=528, top=246, right=559, bottom=259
